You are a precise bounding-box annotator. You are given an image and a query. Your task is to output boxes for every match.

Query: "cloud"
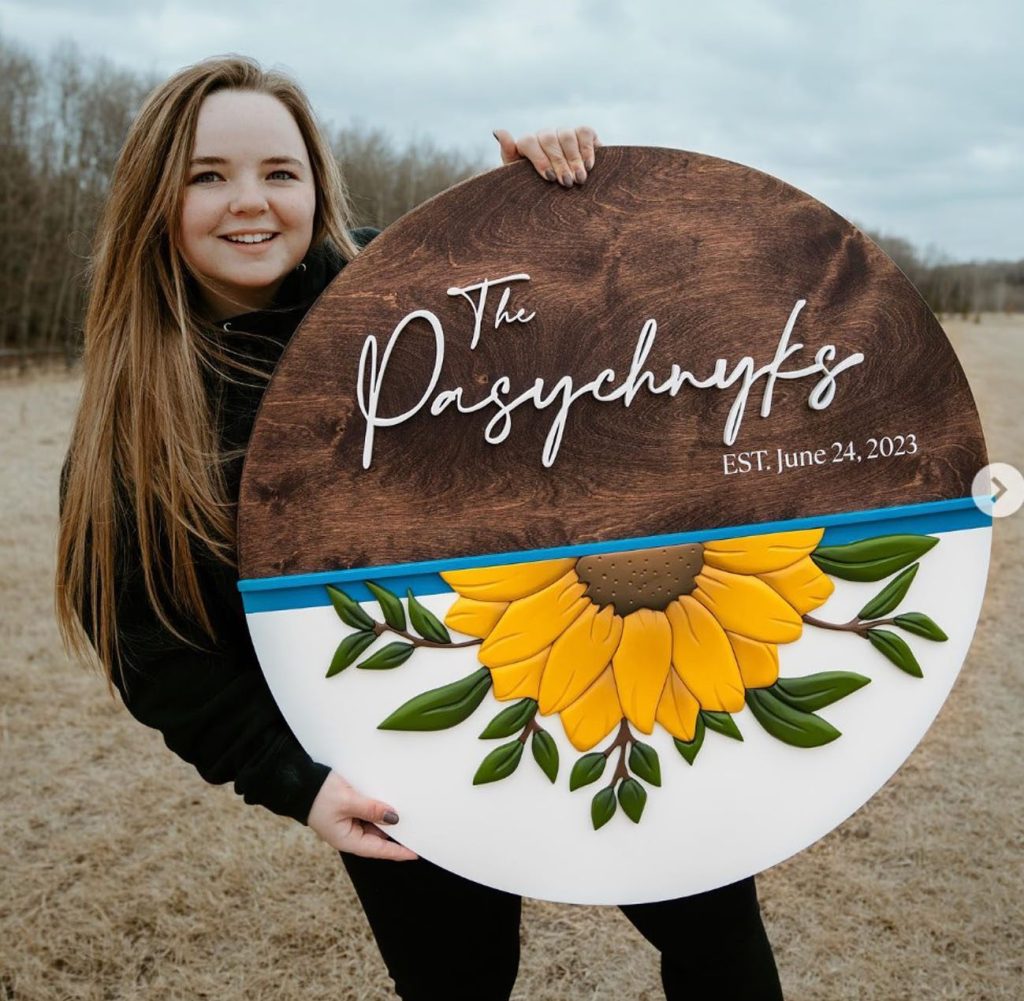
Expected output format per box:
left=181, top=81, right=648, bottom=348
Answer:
left=0, top=0, right=1020, bottom=259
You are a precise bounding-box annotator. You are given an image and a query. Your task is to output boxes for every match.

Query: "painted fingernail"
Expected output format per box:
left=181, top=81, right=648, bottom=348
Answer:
left=545, top=168, right=556, bottom=182
left=561, top=172, right=574, bottom=187
left=575, top=166, right=587, bottom=184
left=383, top=810, right=399, bottom=825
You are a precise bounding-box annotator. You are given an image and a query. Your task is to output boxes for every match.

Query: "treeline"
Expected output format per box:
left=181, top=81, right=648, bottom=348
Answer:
left=0, top=39, right=153, bottom=366
left=0, top=34, right=1019, bottom=368
left=0, top=35, right=484, bottom=367
left=862, top=230, right=1024, bottom=317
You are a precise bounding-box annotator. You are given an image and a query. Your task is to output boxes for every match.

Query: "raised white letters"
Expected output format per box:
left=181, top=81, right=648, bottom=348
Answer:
left=355, top=277, right=864, bottom=469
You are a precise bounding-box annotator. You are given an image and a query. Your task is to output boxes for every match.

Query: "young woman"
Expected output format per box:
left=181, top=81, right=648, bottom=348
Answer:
left=55, top=55, right=783, bottom=1001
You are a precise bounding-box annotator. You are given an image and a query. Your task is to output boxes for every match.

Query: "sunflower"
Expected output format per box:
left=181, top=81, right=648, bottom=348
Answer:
left=440, top=529, right=833, bottom=752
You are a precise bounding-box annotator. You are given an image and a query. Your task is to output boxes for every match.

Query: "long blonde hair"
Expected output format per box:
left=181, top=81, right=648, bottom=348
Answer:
left=56, top=55, right=361, bottom=688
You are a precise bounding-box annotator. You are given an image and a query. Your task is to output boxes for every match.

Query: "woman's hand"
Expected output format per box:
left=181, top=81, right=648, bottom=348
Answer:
left=493, top=126, right=601, bottom=187
left=307, top=770, right=418, bottom=861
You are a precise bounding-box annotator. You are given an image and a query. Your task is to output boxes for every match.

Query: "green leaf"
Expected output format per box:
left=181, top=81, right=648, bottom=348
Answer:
left=570, top=752, right=607, bottom=791
left=773, top=672, right=871, bottom=712
left=378, top=668, right=492, bottom=731
left=406, top=589, right=452, bottom=644
left=531, top=730, right=559, bottom=783
left=893, top=612, right=948, bottom=642
left=326, top=630, right=376, bottom=677
left=745, top=688, right=842, bottom=748
left=365, top=580, right=406, bottom=631
left=811, top=534, right=938, bottom=582
left=618, top=778, right=647, bottom=824
left=473, top=740, right=524, bottom=785
left=701, top=710, right=743, bottom=741
left=858, top=563, right=919, bottom=619
left=628, top=741, right=662, bottom=786
left=867, top=629, right=924, bottom=677
left=357, top=641, right=415, bottom=670
left=326, top=586, right=375, bottom=631
left=480, top=699, right=537, bottom=739
left=591, top=787, right=617, bottom=830
left=673, top=714, right=706, bottom=765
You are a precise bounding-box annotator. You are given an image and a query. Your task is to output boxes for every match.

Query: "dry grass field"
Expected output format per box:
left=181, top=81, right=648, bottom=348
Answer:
left=1, top=314, right=1021, bottom=1000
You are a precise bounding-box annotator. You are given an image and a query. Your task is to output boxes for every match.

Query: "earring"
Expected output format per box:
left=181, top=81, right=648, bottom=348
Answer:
left=296, top=262, right=307, bottom=272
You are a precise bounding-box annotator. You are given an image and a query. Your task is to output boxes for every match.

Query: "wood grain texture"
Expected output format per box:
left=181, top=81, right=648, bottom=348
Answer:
left=238, top=147, right=987, bottom=579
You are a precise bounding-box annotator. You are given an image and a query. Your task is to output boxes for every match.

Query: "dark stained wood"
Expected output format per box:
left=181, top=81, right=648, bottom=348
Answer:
left=238, top=147, right=988, bottom=580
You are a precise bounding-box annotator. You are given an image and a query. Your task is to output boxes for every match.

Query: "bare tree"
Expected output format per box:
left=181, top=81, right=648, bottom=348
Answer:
left=863, top=227, right=1024, bottom=316
left=333, top=123, right=485, bottom=229
left=0, top=34, right=154, bottom=368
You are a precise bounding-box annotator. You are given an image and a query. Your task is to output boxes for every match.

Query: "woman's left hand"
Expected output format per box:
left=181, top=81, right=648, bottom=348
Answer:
left=493, top=127, right=601, bottom=187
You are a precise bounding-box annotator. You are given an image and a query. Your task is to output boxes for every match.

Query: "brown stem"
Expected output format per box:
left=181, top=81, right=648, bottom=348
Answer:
left=517, top=711, right=542, bottom=745
left=803, top=613, right=899, bottom=638
left=603, top=718, right=633, bottom=787
left=373, top=621, right=482, bottom=649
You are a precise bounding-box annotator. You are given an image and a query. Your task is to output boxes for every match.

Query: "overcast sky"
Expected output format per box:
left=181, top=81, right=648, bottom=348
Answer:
left=1, top=0, right=1020, bottom=261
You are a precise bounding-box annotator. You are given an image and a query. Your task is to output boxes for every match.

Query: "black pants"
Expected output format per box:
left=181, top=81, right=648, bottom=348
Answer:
left=341, top=852, right=783, bottom=1001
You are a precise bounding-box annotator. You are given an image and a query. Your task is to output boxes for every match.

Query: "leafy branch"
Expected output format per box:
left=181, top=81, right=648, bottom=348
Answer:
left=325, top=582, right=480, bottom=677
left=805, top=536, right=949, bottom=678
left=474, top=698, right=559, bottom=785
left=570, top=719, right=661, bottom=829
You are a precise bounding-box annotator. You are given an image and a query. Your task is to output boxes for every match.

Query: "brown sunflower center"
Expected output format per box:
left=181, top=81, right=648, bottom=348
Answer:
left=574, top=543, right=705, bottom=616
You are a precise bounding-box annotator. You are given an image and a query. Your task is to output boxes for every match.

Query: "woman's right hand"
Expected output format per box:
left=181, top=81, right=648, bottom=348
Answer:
left=307, top=770, right=418, bottom=861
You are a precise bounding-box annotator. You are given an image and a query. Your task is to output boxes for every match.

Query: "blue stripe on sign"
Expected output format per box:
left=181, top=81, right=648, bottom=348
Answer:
left=238, top=496, right=991, bottom=613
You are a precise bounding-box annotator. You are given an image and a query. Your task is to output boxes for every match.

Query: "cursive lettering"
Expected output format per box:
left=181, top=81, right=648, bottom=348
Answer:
left=356, top=284, right=864, bottom=469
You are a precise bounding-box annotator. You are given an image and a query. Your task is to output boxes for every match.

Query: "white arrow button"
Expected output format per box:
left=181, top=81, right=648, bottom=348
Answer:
left=972, top=463, right=1024, bottom=518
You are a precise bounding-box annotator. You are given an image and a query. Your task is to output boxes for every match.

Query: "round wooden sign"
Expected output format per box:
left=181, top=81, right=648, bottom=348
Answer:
left=238, top=147, right=990, bottom=904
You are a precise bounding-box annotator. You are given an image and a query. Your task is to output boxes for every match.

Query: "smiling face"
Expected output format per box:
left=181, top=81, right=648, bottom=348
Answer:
left=179, top=89, right=317, bottom=320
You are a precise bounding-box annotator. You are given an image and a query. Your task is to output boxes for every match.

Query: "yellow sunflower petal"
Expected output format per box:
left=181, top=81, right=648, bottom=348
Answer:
left=540, top=604, right=623, bottom=714
left=490, top=649, right=548, bottom=701
left=558, top=667, right=622, bottom=752
left=478, top=571, right=590, bottom=668
left=444, top=597, right=508, bottom=638
left=440, top=558, right=577, bottom=601
left=760, top=556, right=835, bottom=615
left=702, top=528, right=824, bottom=575
left=727, top=632, right=779, bottom=689
left=665, top=596, right=745, bottom=713
left=611, top=608, right=672, bottom=734
left=693, top=565, right=803, bottom=644
left=656, top=671, right=700, bottom=741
